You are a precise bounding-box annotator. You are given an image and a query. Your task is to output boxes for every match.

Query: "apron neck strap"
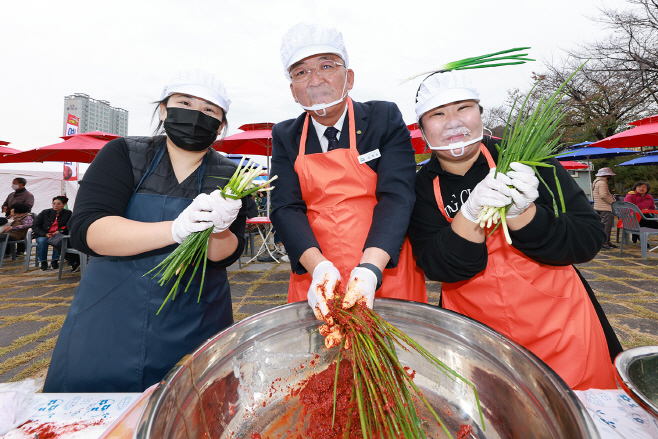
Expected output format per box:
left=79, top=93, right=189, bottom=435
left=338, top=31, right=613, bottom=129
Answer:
left=299, top=97, right=356, bottom=155
left=433, top=143, right=493, bottom=223
left=196, top=150, right=211, bottom=193
left=135, top=142, right=210, bottom=195
left=480, top=143, right=496, bottom=168
left=346, top=97, right=356, bottom=150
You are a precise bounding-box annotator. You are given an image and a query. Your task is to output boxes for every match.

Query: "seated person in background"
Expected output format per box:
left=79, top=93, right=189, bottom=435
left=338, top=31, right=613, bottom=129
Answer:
left=246, top=194, right=259, bottom=219
left=624, top=181, right=658, bottom=242
left=32, top=196, right=72, bottom=271
left=1, top=203, right=33, bottom=256
left=2, top=178, right=35, bottom=213
left=624, top=181, right=656, bottom=210
left=2, top=178, right=35, bottom=254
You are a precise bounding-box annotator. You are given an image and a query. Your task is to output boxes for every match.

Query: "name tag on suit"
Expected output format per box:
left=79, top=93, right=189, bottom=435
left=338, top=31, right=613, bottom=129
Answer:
left=358, top=149, right=381, bottom=164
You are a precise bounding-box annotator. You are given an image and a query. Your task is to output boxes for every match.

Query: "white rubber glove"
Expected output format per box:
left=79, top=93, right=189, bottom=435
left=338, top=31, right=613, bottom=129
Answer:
left=343, top=266, right=377, bottom=309
left=208, top=190, right=242, bottom=233
left=506, top=162, right=540, bottom=219
left=171, top=193, right=215, bottom=244
left=307, top=260, right=341, bottom=320
left=460, top=168, right=512, bottom=223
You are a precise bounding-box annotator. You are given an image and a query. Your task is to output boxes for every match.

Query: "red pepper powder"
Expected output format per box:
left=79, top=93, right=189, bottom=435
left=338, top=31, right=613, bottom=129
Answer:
left=457, top=424, right=473, bottom=438
left=297, top=359, right=365, bottom=439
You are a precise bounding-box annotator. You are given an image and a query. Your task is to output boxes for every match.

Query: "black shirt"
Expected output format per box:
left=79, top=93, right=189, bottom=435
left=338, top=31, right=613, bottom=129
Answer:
left=408, top=136, right=607, bottom=283
left=69, top=137, right=246, bottom=267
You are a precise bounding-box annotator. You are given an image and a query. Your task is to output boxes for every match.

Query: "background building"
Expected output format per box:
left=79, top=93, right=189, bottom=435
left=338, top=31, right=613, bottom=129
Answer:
left=63, top=93, right=128, bottom=136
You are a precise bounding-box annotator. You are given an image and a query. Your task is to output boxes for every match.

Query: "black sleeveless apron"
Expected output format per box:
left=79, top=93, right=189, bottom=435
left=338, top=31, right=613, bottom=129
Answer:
left=44, top=144, right=233, bottom=392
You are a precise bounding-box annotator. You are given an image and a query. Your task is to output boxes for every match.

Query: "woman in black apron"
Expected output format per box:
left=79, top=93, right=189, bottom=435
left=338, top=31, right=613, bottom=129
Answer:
left=44, top=69, right=246, bottom=392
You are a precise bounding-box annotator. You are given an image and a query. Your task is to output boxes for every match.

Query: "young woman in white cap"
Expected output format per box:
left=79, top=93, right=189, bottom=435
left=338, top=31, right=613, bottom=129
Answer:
left=270, top=23, right=427, bottom=326
left=44, top=69, right=245, bottom=393
left=592, top=167, right=618, bottom=249
left=407, top=70, right=621, bottom=390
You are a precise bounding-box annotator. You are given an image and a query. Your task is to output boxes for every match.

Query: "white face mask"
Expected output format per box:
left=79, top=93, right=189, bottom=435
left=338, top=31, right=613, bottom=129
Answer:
left=11, top=184, right=19, bottom=190
left=425, top=127, right=484, bottom=157
left=293, top=71, right=349, bottom=117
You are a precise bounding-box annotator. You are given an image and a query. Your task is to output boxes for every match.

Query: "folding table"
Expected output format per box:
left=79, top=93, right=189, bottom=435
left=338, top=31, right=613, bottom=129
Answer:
left=245, top=217, right=279, bottom=264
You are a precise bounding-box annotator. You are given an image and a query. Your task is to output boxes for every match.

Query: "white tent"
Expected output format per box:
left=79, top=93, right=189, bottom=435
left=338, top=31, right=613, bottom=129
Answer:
left=0, top=162, right=89, bottom=214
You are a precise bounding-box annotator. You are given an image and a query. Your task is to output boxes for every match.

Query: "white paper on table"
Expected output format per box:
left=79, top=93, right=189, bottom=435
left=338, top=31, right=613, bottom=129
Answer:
left=575, top=389, right=658, bottom=439
left=2, top=393, right=141, bottom=439
left=28, top=393, right=142, bottom=422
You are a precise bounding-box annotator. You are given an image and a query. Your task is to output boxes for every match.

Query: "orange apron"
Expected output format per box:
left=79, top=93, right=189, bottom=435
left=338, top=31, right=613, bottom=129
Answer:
left=433, top=145, right=616, bottom=390
left=288, top=98, right=427, bottom=304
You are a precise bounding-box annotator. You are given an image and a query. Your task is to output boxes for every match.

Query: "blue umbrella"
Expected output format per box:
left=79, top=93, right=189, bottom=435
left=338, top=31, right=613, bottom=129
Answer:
left=618, top=155, right=658, bottom=166
left=564, top=141, right=594, bottom=150
left=555, top=146, right=637, bottom=160
left=226, top=154, right=267, bottom=169
left=555, top=146, right=637, bottom=201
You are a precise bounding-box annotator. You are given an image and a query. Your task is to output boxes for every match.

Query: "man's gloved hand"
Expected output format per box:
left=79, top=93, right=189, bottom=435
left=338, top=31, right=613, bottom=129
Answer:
left=208, top=190, right=242, bottom=233
left=506, top=162, right=540, bottom=219
left=342, top=266, right=377, bottom=309
left=171, top=193, right=215, bottom=244
left=460, top=168, right=512, bottom=223
left=307, top=260, right=341, bottom=320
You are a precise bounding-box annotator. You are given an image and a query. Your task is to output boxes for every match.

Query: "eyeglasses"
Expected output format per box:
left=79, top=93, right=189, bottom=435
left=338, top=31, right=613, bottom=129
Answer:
left=290, top=60, right=345, bottom=83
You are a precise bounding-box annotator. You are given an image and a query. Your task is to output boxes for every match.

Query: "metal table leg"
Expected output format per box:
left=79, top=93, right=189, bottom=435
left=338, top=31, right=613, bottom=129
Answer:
left=246, top=224, right=279, bottom=264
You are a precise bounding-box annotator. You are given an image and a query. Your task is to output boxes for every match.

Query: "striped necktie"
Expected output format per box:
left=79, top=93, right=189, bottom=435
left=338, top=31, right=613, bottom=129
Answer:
left=324, top=127, right=340, bottom=151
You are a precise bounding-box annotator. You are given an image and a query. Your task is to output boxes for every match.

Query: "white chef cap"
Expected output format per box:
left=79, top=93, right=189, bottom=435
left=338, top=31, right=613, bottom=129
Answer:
left=414, top=70, right=480, bottom=121
left=161, top=68, right=231, bottom=113
left=280, top=23, right=349, bottom=80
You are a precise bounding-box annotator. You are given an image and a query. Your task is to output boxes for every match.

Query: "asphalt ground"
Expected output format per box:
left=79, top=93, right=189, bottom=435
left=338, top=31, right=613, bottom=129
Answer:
left=1, top=238, right=658, bottom=384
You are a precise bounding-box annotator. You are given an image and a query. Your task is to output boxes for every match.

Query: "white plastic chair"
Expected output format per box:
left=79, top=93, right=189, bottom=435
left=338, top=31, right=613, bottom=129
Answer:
left=22, top=230, right=39, bottom=271
left=612, top=201, right=658, bottom=259
left=0, top=229, right=36, bottom=269
left=58, top=235, right=87, bottom=279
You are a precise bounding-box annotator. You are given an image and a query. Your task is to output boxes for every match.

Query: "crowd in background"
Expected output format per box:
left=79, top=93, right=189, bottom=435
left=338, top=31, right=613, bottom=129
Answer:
left=0, top=177, right=79, bottom=271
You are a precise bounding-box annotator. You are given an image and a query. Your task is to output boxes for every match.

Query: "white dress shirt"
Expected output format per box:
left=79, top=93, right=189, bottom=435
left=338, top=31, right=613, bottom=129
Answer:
left=310, top=106, right=348, bottom=153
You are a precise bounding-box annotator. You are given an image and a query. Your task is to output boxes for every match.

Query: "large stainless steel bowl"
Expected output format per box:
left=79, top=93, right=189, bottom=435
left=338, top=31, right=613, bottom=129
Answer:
left=615, top=345, right=658, bottom=419
left=134, top=300, right=599, bottom=438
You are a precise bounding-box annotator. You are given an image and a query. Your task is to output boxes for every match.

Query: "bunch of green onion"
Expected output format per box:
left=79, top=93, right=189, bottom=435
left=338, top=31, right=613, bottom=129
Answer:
left=325, top=296, right=484, bottom=439
left=477, top=68, right=582, bottom=244
left=148, top=157, right=277, bottom=314
left=405, top=47, right=534, bottom=82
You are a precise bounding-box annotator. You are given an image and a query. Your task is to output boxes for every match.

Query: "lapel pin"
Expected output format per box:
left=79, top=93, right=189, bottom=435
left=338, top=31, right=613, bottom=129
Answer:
left=357, top=130, right=362, bottom=134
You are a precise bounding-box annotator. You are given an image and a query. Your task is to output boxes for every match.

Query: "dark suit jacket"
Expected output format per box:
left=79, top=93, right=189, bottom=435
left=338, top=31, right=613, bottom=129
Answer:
left=270, top=99, right=416, bottom=275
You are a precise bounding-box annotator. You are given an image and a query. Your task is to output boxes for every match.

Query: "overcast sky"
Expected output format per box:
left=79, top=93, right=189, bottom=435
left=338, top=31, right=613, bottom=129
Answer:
left=0, top=0, right=629, bottom=152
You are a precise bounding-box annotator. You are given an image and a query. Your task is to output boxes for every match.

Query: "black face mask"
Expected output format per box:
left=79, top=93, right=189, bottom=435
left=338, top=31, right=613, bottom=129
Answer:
left=163, top=107, right=222, bottom=151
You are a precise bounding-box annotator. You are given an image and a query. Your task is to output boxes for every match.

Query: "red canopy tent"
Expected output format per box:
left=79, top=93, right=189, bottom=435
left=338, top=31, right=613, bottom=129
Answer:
left=0, top=141, right=20, bottom=155
left=560, top=161, right=588, bottom=170
left=214, top=123, right=274, bottom=156
left=590, top=115, right=658, bottom=150
left=0, top=131, right=120, bottom=163
left=407, top=124, right=427, bottom=154
left=630, top=115, right=658, bottom=126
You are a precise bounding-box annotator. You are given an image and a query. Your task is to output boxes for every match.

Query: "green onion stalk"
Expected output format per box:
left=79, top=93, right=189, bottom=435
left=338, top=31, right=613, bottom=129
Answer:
left=404, top=47, right=534, bottom=82
left=147, top=156, right=277, bottom=314
left=477, top=66, right=584, bottom=244
left=324, top=293, right=485, bottom=439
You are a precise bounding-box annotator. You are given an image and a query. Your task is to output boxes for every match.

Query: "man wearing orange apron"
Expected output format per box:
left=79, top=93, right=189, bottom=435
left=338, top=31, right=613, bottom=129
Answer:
left=407, top=70, right=621, bottom=390
left=271, top=24, right=426, bottom=320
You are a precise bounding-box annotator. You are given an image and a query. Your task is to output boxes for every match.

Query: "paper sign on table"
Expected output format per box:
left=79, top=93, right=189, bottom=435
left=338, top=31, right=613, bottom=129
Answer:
left=29, top=393, right=141, bottom=422
left=575, top=389, right=658, bottom=439
left=3, top=392, right=141, bottom=439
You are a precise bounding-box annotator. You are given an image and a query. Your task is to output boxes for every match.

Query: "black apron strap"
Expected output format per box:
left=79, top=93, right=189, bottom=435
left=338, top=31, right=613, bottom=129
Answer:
left=196, top=151, right=211, bottom=194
